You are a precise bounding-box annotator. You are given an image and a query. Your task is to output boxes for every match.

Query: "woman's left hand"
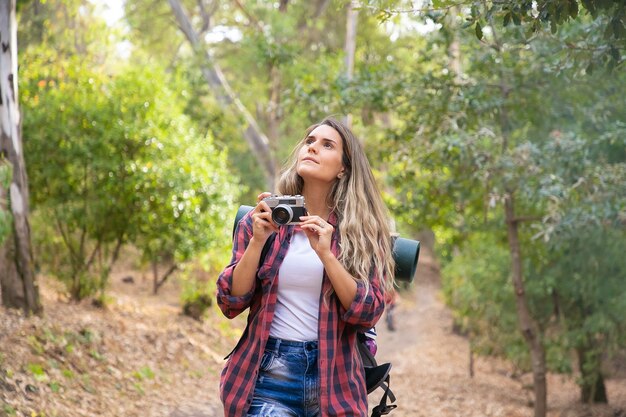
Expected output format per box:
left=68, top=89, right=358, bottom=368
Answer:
left=299, top=215, right=333, bottom=257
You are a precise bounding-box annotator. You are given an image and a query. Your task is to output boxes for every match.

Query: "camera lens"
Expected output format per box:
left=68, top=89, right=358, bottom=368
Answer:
left=272, top=205, right=293, bottom=225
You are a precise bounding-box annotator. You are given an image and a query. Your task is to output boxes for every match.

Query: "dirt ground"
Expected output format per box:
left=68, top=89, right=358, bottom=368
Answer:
left=1, top=247, right=625, bottom=417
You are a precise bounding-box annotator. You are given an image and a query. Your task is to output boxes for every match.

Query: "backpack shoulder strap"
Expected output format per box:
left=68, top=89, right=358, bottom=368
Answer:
left=371, top=374, right=398, bottom=417
left=358, top=333, right=397, bottom=416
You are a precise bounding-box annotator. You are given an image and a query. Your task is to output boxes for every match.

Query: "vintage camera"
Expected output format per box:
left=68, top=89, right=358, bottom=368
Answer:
left=263, top=195, right=308, bottom=225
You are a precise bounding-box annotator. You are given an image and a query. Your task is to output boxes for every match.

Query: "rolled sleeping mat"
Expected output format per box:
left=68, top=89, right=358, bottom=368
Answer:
left=392, top=236, right=420, bottom=283
left=232, top=205, right=255, bottom=239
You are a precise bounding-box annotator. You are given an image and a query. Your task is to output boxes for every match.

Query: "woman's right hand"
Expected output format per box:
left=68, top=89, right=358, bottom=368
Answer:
left=251, top=192, right=279, bottom=242
left=230, top=192, right=277, bottom=297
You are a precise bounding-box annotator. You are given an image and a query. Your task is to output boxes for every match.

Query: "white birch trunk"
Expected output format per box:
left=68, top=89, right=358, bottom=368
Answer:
left=343, top=1, right=358, bottom=128
left=0, top=0, right=41, bottom=315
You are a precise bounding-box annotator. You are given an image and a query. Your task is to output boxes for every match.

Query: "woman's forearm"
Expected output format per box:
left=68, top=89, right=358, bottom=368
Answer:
left=318, top=252, right=358, bottom=310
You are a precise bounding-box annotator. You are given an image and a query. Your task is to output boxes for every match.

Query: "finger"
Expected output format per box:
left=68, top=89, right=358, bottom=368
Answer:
left=301, top=225, right=318, bottom=239
left=301, top=223, right=325, bottom=234
left=255, top=211, right=279, bottom=231
left=299, top=215, right=324, bottom=224
left=257, top=201, right=272, bottom=213
left=303, top=219, right=331, bottom=232
left=254, top=211, right=272, bottom=224
left=257, top=192, right=272, bottom=203
left=253, top=215, right=279, bottom=233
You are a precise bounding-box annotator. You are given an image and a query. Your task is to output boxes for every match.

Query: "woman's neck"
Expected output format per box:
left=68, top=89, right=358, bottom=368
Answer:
left=302, top=183, right=332, bottom=220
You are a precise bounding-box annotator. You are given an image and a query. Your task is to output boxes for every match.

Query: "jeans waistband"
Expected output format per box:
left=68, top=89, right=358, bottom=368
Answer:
left=266, top=336, right=318, bottom=353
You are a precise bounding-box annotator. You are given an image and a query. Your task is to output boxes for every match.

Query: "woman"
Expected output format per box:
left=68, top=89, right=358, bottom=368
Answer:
left=216, top=116, right=395, bottom=417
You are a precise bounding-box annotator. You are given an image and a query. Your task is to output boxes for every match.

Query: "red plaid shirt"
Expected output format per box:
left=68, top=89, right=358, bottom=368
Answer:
left=216, top=210, right=386, bottom=417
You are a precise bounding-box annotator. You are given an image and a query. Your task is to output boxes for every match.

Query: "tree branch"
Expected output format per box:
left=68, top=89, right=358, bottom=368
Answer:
left=167, top=0, right=276, bottom=189
left=154, top=263, right=178, bottom=294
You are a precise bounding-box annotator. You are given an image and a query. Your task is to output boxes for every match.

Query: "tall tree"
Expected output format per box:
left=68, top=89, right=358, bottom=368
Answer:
left=343, top=0, right=358, bottom=128
left=0, top=0, right=41, bottom=315
left=166, top=0, right=276, bottom=190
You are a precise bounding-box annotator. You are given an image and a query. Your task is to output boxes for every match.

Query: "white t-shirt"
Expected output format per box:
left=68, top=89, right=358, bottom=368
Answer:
left=269, top=229, right=324, bottom=341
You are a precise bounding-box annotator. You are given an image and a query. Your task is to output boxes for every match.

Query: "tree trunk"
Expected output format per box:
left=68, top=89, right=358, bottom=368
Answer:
left=343, top=1, right=357, bottom=128
left=504, top=194, right=547, bottom=417
left=491, top=16, right=547, bottom=415
left=167, top=0, right=276, bottom=190
left=468, top=336, right=475, bottom=378
left=153, top=262, right=177, bottom=295
left=446, top=7, right=462, bottom=82
left=313, top=0, right=331, bottom=18
left=0, top=0, right=42, bottom=315
left=576, top=343, right=608, bottom=403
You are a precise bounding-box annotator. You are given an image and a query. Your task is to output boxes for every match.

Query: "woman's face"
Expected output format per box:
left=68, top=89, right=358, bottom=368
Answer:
left=296, top=124, right=345, bottom=184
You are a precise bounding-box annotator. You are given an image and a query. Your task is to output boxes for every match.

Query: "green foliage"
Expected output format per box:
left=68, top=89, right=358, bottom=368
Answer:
left=180, top=276, right=214, bottom=321
left=131, top=123, right=238, bottom=269
left=61, top=369, right=75, bottom=380
left=442, top=232, right=531, bottom=367
left=532, top=225, right=626, bottom=380
left=18, top=0, right=116, bottom=63
left=368, top=0, right=625, bottom=67
left=48, top=381, right=61, bottom=393
left=21, top=48, right=239, bottom=300
left=26, top=363, right=48, bottom=382
left=133, top=366, right=155, bottom=381
left=2, top=404, right=17, bottom=416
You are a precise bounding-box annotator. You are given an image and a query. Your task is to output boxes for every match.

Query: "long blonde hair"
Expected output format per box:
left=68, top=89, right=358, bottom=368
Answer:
left=277, top=117, right=395, bottom=294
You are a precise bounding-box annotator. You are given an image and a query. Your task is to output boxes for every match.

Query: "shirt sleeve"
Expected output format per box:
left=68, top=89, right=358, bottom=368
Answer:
left=216, top=212, right=257, bottom=319
left=339, top=265, right=386, bottom=331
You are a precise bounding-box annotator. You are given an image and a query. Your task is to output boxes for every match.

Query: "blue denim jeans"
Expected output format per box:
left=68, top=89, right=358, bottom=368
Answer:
left=247, top=337, right=320, bottom=417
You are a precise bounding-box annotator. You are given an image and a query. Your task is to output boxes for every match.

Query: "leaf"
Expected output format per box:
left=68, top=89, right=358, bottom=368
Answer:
left=612, top=18, right=626, bottom=40
left=610, top=46, right=620, bottom=62
left=475, top=22, right=484, bottom=40
left=569, top=0, right=579, bottom=19
left=512, top=13, right=522, bottom=26
left=504, top=13, right=511, bottom=27
left=604, top=22, right=615, bottom=40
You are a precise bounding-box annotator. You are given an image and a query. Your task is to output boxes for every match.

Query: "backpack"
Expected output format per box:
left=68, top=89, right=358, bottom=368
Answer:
left=232, top=206, right=398, bottom=416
